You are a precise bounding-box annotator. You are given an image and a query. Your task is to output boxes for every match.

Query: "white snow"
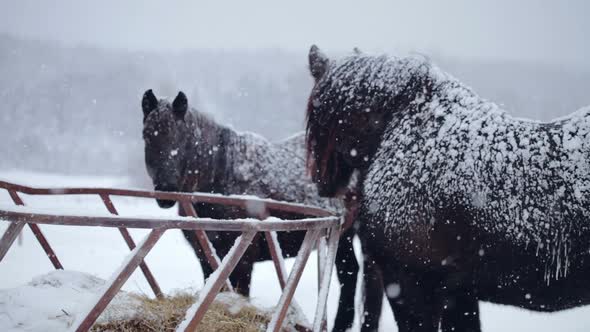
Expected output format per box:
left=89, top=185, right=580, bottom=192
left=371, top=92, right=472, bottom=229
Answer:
left=2, top=171, right=590, bottom=331
left=0, top=270, right=141, bottom=332
left=0, top=269, right=308, bottom=332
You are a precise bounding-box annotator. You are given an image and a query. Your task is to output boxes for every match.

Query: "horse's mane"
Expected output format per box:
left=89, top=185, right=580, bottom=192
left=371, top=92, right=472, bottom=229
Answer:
left=310, top=53, right=590, bottom=132
left=306, top=54, right=430, bottom=119
left=305, top=53, right=590, bottom=181
left=305, top=54, right=434, bottom=178
left=187, top=106, right=223, bottom=132
left=306, top=53, right=590, bottom=282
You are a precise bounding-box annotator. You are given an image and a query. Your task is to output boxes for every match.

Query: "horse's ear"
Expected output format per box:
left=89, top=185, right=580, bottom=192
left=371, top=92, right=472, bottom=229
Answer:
left=172, top=91, right=188, bottom=119
left=309, top=45, right=329, bottom=81
left=142, top=89, right=158, bottom=120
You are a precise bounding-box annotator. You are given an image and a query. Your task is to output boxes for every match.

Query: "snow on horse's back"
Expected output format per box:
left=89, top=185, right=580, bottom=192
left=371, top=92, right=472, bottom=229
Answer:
left=305, top=45, right=590, bottom=331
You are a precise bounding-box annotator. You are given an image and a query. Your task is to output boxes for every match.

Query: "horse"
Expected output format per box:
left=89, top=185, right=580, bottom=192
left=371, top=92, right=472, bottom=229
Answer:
left=305, top=45, right=590, bottom=332
left=141, top=89, right=360, bottom=331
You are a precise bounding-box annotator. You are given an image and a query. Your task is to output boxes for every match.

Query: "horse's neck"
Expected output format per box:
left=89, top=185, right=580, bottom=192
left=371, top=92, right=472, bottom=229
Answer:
left=183, top=114, right=233, bottom=193
left=192, top=123, right=253, bottom=194
left=231, top=130, right=271, bottom=165
left=212, top=126, right=240, bottom=191
left=226, top=130, right=277, bottom=192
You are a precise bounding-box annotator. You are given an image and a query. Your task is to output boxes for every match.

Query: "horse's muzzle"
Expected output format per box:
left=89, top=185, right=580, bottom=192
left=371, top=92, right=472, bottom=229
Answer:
left=154, top=184, right=178, bottom=209
left=156, top=199, right=176, bottom=208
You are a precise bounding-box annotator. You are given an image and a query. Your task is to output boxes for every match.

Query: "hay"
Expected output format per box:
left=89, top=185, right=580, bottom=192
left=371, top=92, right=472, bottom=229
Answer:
left=91, top=291, right=287, bottom=332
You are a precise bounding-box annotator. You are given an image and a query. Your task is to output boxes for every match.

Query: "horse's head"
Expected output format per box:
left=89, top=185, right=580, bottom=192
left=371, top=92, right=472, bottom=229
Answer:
left=141, top=89, right=191, bottom=208
left=305, top=45, right=399, bottom=197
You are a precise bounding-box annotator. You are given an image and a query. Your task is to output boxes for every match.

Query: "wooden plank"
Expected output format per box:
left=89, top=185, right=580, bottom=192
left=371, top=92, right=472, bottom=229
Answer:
left=266, top=229, right=321, bottom=332
left=316, top=236, right=327, bottom=331
left=0, top=180, right=335, bottom=218
left=317, top=236, right=326, bottom=292
left=176, top=231, right=257, bottom=332
left=27, top=223, right=63, bottom=269
left=0, top=221, right=25, bottom=261
left=313, top=225, right=340, bottom=332
left=71, top=228, right=165, bottom=332
left=179, top=200, right=234, bottom=292
left=0, top=208, right=338, bottom=232
left=7, top=189, right=64, bottom=269
left=265, top=231, right=288, bottom=290
left=100, top=194, right=163, bottom=299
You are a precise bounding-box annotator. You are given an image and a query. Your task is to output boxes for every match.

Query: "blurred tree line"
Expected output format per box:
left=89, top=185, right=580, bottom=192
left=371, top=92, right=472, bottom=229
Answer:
left=0, top=35, right=588, bottom=186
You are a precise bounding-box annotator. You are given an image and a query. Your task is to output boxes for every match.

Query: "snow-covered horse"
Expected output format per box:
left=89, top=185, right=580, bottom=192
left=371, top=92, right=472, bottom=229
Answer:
left=141, top=89, right=359, bottom=331
left=305, top=45, right=590, bottom=332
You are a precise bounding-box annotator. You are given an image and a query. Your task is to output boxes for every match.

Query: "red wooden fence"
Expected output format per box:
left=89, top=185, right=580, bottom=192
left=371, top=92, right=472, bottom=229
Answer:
left=0, top=180, right=340, bottom=332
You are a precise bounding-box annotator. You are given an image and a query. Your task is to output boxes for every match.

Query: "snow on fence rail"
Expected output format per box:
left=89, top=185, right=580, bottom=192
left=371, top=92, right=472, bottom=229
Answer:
left=0, top=180, right=340, bottom=332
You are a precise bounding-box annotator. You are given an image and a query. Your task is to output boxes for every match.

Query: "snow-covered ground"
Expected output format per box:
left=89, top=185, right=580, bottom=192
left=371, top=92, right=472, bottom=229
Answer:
left=1, top=170, right=590, bottom=331
left=0, top=270, right=144, bottom=331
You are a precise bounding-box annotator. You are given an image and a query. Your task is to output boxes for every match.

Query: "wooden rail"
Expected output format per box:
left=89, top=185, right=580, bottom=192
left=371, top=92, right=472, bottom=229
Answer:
left=0, top=180, right=340, bottom=331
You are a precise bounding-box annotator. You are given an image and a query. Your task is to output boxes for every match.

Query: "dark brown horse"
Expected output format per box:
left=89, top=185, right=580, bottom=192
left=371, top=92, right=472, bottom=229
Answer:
left=305, top=45, right=590, bottom=332
left=141, top=89, right=360, bottom=331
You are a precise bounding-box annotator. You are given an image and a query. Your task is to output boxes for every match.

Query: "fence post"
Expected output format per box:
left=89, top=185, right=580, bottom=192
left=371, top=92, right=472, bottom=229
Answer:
left=99, top=193, right=163, bottom=299
left=71, top=228, right=166, bottom=332
left=179, top=200, right=234, bottom=292
left=176, top=231, right=257, bottom=332
left=8, top=189, right=63, bottom=269
left=267, top=229, right=322, bottom=332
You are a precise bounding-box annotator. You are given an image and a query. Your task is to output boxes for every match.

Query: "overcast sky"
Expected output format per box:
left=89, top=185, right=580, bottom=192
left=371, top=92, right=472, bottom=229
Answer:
left=1, top=0, right=588, bottom=68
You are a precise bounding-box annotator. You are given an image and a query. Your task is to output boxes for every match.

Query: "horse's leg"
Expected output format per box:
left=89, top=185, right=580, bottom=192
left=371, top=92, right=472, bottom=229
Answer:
left=229, top=257, right=254, bottom=296
left=227, top=233, right=262, bottom=297
left=182, top=228, right=252, bottom=296
left=386, top=270, right=441, bottom=332
left=179, top=205, right=215, bottom=281
left=439, top=286, right=481, bottom=332
left=332, top=227, right=360, bottom=332
left=433, top=214, right=481, bottom=332
left=182, top=229, right=215, bottom=279
left=360, top=252, right=384, bottom=332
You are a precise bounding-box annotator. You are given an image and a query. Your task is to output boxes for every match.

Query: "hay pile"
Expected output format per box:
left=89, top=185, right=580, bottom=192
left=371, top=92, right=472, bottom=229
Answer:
left=92, top=291, right=298, bottom=332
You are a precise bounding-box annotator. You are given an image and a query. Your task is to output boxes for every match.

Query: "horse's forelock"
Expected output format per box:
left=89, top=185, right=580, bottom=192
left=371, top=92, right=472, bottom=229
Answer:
left=305, top=94, right=318, bottom=176
left=305, top=63, right=351, bottom=181
left=320, top=125, right=339, bottom=179
left=306, top=103, right=341, bottom=184
left=305, top=55, right=389, bottom=182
